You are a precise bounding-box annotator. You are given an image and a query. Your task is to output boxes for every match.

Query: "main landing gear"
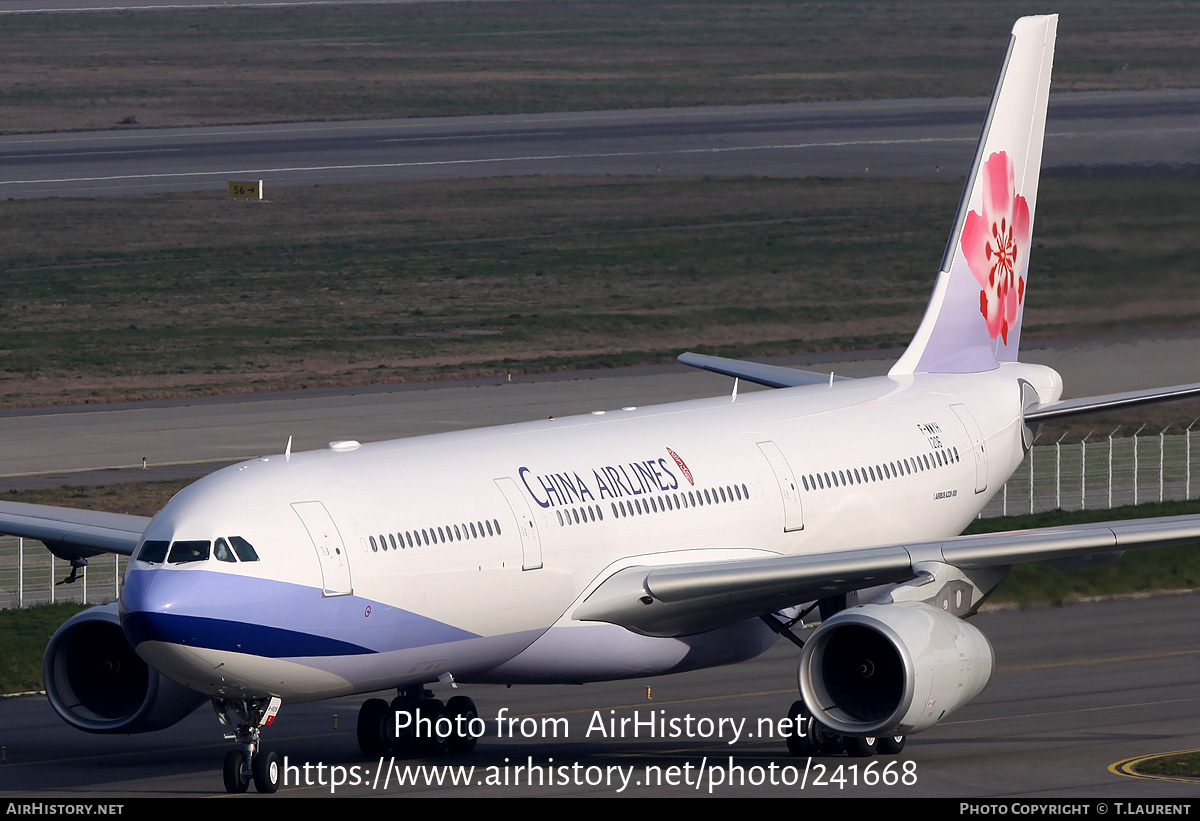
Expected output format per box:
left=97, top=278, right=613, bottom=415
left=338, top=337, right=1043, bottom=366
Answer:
left=215, top=696, right=283, bottom=793
left=357, top=686, right=481, bottom=758
left=785, top=700, right=905, bottom=758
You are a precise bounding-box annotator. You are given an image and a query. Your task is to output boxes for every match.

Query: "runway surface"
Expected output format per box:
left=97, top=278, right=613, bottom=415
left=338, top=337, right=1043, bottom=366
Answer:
left=1, top=592, right=1197, bottom=797
left=2, top=332, right=1199, bottom=492
left=3, top=90, right=1199, bottom=198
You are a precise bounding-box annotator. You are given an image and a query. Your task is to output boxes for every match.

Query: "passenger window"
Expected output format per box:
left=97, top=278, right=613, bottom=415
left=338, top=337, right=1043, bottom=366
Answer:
left=168, top=540, right=210, bottom=564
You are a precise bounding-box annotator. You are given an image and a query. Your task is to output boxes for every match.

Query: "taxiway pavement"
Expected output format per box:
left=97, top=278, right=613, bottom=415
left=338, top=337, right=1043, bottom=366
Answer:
left=3, top=90, right=1198, bottom=198
left=2, top=333, right=1199, bottom=492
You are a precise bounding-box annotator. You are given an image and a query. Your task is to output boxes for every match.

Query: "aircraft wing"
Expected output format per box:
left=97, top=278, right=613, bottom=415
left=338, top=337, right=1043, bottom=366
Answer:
left=573, top=513, right=1200, bottom=637
left=1026, top=381, right=1200, bottom=422
left=677, top=352, right=853, bottom=388
left=0, top=501, right=149, bottom=560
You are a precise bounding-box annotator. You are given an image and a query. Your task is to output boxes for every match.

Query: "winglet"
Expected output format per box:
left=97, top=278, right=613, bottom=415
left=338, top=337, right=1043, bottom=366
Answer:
left=891, top=15, right=1057, bottom=376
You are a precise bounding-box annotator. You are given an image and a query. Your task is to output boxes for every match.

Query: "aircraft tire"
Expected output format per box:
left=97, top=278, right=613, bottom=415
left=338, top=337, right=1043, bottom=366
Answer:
left=785, top=700, right=819, bottom=757
left=877, top=735, right=906, bottom=755
left=445, top=696, right=480, bottom=754
left=357, top=698, right=391, bottom=757
left=844, top=736, right=879, bottom=757
left=414, top=698, right=449, bottom=756
left=388, top=697, right=417, bottom=756
left=253, top=749, right=281, bottom=793
left=223, top=749, right=250, bottom=794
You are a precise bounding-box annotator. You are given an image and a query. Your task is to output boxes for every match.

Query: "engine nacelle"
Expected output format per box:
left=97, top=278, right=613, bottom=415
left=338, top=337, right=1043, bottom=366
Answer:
left=798, top=602, right=992, bottom=737
left=43, top=602, right=207, bottom=734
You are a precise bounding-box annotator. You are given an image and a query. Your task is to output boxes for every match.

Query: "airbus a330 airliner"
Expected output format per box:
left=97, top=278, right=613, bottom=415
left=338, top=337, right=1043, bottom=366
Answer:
left=3, top=14, right=1200, bottom=794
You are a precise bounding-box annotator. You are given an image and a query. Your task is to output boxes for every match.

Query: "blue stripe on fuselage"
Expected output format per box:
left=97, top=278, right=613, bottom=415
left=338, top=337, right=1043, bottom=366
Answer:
left=122, top=611, right=375, bottom=657
left=120, top=566, right=478, bottom=657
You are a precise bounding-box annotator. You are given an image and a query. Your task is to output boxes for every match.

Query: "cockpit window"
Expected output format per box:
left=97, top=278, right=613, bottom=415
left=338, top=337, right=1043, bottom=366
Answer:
left=229, top=536, right=259, bottom=562
left=214, top=538, right=237, bottom=563
left=137, top=540, right=169, bottom=563
left=167, top=540, right=211, bottom=564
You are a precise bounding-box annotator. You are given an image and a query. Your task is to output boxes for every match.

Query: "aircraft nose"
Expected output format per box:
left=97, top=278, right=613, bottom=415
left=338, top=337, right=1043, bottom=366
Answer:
left=119, top=566, right=206, bottom=649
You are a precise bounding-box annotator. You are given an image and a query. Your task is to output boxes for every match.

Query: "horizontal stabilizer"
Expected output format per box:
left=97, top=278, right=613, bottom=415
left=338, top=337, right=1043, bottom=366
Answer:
left=0, top=501, right=149, bottom=559
left=1026, top=381, right=1200, bottom=422
left=677, top=352, right=852, bottom=389
left=574, top=512, right=1200, bottom=637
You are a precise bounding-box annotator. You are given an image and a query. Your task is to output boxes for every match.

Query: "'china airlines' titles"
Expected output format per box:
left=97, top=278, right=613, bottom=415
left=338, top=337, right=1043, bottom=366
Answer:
left=518, top=450, right=689, bottom=509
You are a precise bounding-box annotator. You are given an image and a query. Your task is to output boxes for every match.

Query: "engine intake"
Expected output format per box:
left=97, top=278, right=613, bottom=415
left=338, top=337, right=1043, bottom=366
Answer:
left=43, top=603, right=207, bottom=734
left=798, top=602, right=992, bottom=736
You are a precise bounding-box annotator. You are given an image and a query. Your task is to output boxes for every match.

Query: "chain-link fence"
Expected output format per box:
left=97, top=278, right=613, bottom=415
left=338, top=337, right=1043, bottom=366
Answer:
left=982, top=425, right=1199, bottom=517
left=0, top=535, right=127, bottom=610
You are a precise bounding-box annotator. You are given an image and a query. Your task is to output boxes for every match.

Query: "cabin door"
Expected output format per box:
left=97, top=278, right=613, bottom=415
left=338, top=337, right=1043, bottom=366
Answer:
left=495, top=477, right=544, bottom=571
left=950, top=404, right=989, bottom=494
left=292, top=501, right=353, bottom=596
left=757, top=441, right=805, bottom=532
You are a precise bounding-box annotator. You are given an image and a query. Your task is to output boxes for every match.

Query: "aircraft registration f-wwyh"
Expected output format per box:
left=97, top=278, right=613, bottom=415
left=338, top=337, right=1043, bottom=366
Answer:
left=4, top=15, right=1200, bottom=794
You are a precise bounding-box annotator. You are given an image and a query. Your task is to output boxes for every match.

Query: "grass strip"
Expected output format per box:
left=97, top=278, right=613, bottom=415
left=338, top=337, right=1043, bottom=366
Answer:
left=3, top=173, right=1200, bottom=408
left=4, top=0, right=1200, bottom=133
left=1135, top=751, right=1200, bottom=778
left=965, top=499, right=1200, bottom=604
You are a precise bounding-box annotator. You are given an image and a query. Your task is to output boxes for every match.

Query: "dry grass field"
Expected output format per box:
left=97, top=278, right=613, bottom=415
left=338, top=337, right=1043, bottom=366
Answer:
left=1, top=172, right=1198, bottom=408
left=2, top=0, right=1199, bottom=133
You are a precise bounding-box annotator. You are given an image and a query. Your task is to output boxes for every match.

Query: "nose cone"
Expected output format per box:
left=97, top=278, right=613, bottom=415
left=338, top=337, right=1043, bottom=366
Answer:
left=120, top=565, right=212, bottom=651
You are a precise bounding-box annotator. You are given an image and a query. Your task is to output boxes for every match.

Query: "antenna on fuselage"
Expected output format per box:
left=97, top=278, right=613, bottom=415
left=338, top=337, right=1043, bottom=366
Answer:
left=285, top=436, right=292, bottom=461
left=731, top=377, right=739, bottom=403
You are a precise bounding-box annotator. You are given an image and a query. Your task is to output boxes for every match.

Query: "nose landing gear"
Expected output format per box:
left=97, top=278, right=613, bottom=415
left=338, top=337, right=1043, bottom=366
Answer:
left=215, top=696, right=283, bottom=793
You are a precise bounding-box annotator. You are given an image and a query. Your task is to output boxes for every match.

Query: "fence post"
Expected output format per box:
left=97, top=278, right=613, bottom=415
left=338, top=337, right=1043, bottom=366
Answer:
left=1055, top=432, right=1068, bottom=509
left=1108, top=427, right=1120, bottom=509
left=1188, top=420, right=1197, bottom=500
left=1081, top=431, right=1093, bottom=510
left=1029, top=445, right=1035, bottom=514
left=1159, top=425, right=1170, bottom=503
left=1133, top=424, right=1146, bottom=506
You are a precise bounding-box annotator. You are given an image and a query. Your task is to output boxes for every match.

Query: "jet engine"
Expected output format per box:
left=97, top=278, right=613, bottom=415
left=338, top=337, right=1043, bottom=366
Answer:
left=43, top=602, right=207, bottom=733
left=798, top=602, right=992, bottom=737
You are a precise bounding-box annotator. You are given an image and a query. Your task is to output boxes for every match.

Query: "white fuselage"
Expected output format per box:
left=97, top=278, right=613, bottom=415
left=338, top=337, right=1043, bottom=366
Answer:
left=121, top=362, right=1061, bottom=701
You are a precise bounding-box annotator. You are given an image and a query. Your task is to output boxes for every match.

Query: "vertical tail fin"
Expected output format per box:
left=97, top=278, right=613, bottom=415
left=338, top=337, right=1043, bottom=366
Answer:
left=891, top=15, right=1057, bottom=376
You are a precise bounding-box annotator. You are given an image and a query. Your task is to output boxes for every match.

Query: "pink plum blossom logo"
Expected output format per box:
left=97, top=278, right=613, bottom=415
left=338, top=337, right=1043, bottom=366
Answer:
left=960, top=151, right=1031, bottom=345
